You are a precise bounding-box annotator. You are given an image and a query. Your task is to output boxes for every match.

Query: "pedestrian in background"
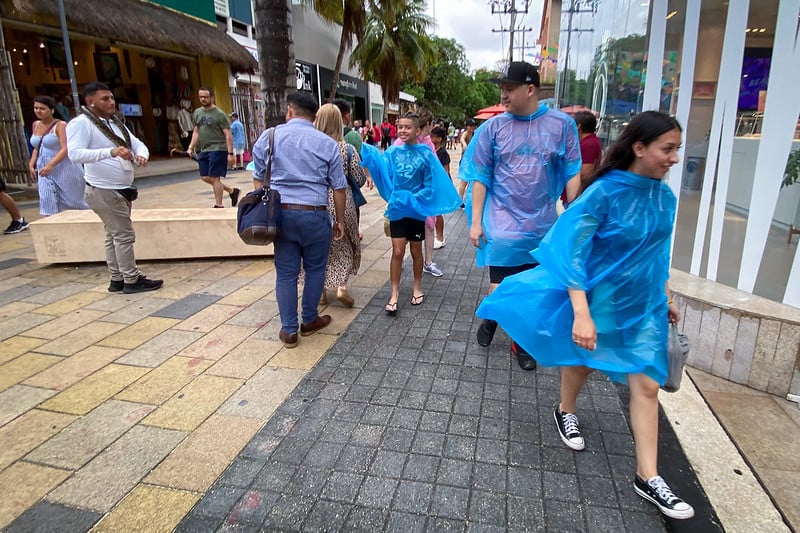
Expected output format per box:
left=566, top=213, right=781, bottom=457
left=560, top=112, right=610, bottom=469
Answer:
left=229, top=112, right=246, bottom=170
left=476, top=111, right=694, bottom=520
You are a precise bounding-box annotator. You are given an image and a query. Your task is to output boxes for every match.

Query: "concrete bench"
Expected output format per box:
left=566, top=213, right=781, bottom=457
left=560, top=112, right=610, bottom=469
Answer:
left=29, top=208, right=273, bottom=263
left=670, top=269, right=800, bottom=401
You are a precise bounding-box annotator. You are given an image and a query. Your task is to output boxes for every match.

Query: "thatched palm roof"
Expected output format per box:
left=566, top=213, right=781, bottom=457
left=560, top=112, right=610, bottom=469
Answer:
left=3, top=0, right=258, bottom=72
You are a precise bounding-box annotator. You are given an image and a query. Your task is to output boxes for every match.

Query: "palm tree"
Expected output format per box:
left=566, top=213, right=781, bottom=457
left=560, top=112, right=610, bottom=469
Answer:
left=349, top=0, right=436, bottom=107
left=253, top=0, right=296, bottom=127
left=313, top=0, right=368, bottom=101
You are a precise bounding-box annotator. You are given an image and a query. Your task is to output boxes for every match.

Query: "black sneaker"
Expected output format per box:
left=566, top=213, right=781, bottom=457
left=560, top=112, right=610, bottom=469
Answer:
left=511, top=341, right=537, bottom=370
left=634, top=475, right=695, bottom=519
left=553, top=406, right=585, bottom=450
left=230, top=187, right=241, bottom=207
left=122, top=276, right=164, bottom=294
left=108, top=280, right=124, bottom=292
left=476, top=319, right=498, bottom=347
left=3, top=218, right=29, bottom=234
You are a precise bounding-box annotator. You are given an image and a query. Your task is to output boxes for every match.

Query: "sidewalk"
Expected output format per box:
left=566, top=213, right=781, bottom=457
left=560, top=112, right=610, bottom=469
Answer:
left=0, top=158, right=793, bottom=531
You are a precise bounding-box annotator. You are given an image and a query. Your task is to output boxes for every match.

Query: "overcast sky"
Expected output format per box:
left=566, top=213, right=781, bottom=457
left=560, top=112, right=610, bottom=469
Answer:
left=425, top=0, right=545, bottom=72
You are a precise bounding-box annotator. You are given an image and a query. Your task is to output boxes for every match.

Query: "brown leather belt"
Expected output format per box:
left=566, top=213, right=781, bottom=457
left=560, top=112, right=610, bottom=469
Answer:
left=280, top=203, right=327, bottom=211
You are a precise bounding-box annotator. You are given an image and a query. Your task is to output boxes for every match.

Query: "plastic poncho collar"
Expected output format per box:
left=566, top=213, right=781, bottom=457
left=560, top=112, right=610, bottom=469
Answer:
left=360, top=142, right=461, bottom=221
left=476, top=169, right=677, bottom=385
left=459, top=103, right=582, bottom=267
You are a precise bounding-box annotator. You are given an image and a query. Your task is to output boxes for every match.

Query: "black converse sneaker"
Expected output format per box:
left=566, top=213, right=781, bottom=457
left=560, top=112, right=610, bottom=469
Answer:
left=553, top=406, right=585, bottom=450
left=476, top=319, right=498, bottom=347
left=634, top=475, right=695, bottom=520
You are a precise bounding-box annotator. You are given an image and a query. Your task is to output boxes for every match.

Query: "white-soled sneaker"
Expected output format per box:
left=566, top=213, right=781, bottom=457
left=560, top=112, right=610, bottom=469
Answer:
left=423, top=262, right=443, bottom=277
left=553, top=407, right=585, bottom=451
left=433, top=238, right=445, bottom=249
left=634, top=475, right=695, bottom=520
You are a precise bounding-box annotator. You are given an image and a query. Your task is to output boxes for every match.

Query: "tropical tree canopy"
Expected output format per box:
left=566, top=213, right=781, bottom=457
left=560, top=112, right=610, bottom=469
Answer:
left=313, top=0, right=368, bottom=101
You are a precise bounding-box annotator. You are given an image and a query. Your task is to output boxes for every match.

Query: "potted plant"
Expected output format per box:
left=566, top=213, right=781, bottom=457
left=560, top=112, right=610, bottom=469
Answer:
left=784, top=149, right=800, bottom=241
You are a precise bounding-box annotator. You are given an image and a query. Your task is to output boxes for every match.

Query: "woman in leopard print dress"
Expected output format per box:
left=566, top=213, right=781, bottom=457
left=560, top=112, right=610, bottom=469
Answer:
left=313, top=104, right=365, bottom=307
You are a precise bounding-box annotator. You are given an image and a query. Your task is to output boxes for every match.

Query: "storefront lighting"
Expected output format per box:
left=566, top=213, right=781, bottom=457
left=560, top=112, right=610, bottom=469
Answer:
left=12, top=48, right=16, bottom=52
left=18, top=61, right=23, bottom=66
left=666, top=10, right=678, bottom=20
left=758, top=28, right=766, bottom=32
left=39, top=42, right=45, bottom=48
left=22, top=48, right=28, bottom=54
left=73, top=61, right=78, bottom=66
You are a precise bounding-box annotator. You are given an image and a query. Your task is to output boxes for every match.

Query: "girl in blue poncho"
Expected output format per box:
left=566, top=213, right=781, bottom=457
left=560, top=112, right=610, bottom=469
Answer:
left=361, top=112, right=461, bottom=315
left=476, top=112, right=694, bottom=520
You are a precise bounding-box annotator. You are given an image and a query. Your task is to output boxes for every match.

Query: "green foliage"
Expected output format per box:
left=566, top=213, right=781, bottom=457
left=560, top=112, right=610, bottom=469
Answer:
left=783, top=150, right=800, bottom=189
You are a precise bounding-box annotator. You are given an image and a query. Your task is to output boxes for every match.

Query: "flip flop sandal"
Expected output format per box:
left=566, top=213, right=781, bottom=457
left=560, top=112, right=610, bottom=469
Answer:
left=385, top=301, right=398, bottom=315
left=411, top=294, right=425, bottom=306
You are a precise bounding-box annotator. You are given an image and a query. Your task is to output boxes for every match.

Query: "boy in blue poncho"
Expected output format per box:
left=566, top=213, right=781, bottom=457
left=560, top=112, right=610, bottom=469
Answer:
left=361, top=112, right=461, bottom=315
left=476, top=111, right=695, bottom=520
left=459, top=61, right=582, bottom=370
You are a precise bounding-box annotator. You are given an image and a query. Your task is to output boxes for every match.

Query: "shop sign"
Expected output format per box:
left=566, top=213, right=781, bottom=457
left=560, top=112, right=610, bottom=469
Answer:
left=295, top=61, right=315, bottom=93
left=214, top=0, right=229, bottom=16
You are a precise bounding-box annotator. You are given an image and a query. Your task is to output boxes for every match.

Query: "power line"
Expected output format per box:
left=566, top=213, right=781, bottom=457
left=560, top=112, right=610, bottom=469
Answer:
left=490, top=0, right=533, bottom=62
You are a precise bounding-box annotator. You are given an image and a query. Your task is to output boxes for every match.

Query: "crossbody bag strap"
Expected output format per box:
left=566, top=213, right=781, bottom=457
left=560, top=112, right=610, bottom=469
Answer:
left=34, top=121, right=60, bottom=170
left=264, top=127, right=275, bottom=191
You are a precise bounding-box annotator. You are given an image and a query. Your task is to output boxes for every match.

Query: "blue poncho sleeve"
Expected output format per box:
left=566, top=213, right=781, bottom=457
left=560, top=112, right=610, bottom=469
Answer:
left=457, top=121, right=493, bottom=188
left=361, top=143, right=461, bottom=220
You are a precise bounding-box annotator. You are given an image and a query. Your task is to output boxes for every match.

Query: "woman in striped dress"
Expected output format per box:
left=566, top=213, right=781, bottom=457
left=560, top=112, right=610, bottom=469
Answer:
left=28, top=96, right=88, bottom=215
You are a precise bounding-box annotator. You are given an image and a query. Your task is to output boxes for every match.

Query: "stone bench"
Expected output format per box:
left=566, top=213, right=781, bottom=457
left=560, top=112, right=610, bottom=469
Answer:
left=29, top=208, right=273, bottom=263
left=670, top=269, right=800, bottom=401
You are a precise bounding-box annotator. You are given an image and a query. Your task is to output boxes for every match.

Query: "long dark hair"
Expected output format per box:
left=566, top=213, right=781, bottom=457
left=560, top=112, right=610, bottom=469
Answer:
left=34, top=95, right=66, bottom=121
left=582, top=111, right=681, bottom=192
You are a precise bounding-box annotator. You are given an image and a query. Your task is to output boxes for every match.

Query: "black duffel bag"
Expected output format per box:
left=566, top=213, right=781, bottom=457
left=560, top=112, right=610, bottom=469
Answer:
left=237, top=128, right=280, bottom=246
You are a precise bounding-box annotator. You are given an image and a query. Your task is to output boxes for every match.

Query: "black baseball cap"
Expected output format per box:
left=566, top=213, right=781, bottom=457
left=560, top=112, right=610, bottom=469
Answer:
left=490, top=62, right=540, bottom=87
left=464, top=118, right=477, bottom=126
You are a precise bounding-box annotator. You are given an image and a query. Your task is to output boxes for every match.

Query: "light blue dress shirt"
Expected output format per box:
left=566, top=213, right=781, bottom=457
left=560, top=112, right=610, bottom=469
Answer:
left=252, top=118, right=347, bottom=206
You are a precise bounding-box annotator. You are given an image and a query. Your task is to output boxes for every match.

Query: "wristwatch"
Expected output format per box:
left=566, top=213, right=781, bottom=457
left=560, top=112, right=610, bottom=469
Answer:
left=228, top=152, right=234, bottom=155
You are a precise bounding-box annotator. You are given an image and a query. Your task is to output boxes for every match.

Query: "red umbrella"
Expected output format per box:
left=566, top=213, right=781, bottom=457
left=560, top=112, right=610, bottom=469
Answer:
left=473, top=112, right=495, bottom=120
left=477, top=104, right=506, bottom=115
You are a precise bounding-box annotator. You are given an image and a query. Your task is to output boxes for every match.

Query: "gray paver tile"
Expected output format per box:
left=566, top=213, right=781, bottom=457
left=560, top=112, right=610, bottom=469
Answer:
left=342, top=506, right=389, bottom=532
left=302, top=500, right=351, bottom=532
left=4, top=501, right=101, bottom=533
left=150, top=293, right=221, bottom=319
left=115, top=329, right=204, bottom=367
left=192, top=484, right=247, bottom=519
left=430, top=485, right=469, bottom=520
left=393, top=480, right=433, bottom=514
left=0, top=385, right=56, bottom=426
left=385, top=511, right=427, bottom=533
left=469, top=490, right=506, bottom=526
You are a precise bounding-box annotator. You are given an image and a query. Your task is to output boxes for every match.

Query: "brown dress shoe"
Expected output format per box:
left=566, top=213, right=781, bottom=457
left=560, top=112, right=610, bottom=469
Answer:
left=336, top=287, right=354, bottom=307
left=300, top=314, right=332, bottom=336
left=279, top=329, right=298, bottom=348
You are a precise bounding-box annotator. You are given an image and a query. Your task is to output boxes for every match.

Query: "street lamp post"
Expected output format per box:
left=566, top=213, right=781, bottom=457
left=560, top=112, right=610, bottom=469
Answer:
left=57, top=0, right=80, bottom=112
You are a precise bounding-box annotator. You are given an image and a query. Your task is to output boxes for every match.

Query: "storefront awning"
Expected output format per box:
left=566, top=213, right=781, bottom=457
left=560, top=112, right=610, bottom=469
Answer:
left=3, top=0, right=258, bottom=72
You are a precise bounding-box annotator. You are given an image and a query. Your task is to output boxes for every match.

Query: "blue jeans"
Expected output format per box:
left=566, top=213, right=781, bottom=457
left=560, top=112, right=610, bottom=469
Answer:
left=274, top=209, right=333, bottom=333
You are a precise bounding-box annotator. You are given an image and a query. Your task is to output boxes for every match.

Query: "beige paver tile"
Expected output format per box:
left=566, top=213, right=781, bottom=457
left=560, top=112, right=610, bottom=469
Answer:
left=142, top=374, right=243, bottom=431
left=34, top=321, right=127, bottom=357
left=98, top=317, right=180, bottom=350
left=173, top=304, right=245, bottom=333
left=0, top=353, right=63, bottom=393
left=32, top=292, right=109, bottom=316
left=116, top=356, right=213, bottom=405
left=315, top=306, right=360, bottom=334
left=758, top=467, right=800, bottom=529
left=0, top=385, right=57, bottom=426
left=0, top=410, right=75, bottom=470
left=206, top=338, right=283, bottom=379
left=0, top=313, right=55, bottom=342
left=24, top=310, right=108, bottom=340
left=218, top=285, right=272, bottom=306
left=146, top=414, right=262, bottom=491
left=0, top=462, right=72, bottom=529
left=114, top=329, right=205, bottom=368
left=177, top=324, right=256, bottom=361
left=249, top=317, right=282, bottom=341
left=267, top=333, right=337, bottom=370
left=100, top=297, right=178, bottom=325
left=0, top=301, right=41, bottom=318
left=192, top=261, right=250, bottom=280
left=224, top=299, right=279, bottom=329
left=85, top=293, right=155, bottom=312
left=232, top=261, right=274, bottom=279
left=21, top=282, right=96, bottom=305
left=152, top=279, right=213, bottom=300
left=197, top=276, right=253, bottom=297
left=218, top=366, right=305, bottom=421
left=90, top=484, right=199, bottom=533
left=46, top=425, right=186, bottom=513
left=26, top=400, right=155, bottom=470
left=23, top=346, right=128, bottom=391
left=0, top=336, right=46, bottom=365
left=39, top=364, right=149, bottom=416
left=350, top=269, right=390, bottom=288
left=0, top=277, right=32, bottom=293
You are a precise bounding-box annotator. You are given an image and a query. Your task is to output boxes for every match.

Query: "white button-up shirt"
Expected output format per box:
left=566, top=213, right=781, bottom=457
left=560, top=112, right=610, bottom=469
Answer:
left=66, top=114, right=149, bottom=189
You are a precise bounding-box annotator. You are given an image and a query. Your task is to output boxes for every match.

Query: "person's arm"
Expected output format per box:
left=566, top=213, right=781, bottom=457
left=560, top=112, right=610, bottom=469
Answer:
left=459, top=131, right=468, bottom=151
left=568, top=288, right=596, bottom=351
left=564, top=173, right=581, bottom=203
left=332, top=188, right=345, bottom=240
left=188, top=126, right=199, bottom=155
left=67, top=119, right=127, bottom=164
left=666, top=282, right=680, bottom=324
left=469, top=181, right=487, bottom=247
left=38, top=122, right=70, bottom=176
left=28, top=121, right=39, bottom=179
left=224, top=128, right=234, bottom=166
left=129, top=127, right=150, bottom=167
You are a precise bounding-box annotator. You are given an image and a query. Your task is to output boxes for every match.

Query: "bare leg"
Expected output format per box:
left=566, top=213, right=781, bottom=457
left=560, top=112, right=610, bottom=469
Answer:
left=435, top=215, right=444, bottom=242
left=457, top=180, right=468, bottom=201
left=202, top=176, right=233, bottom=206
left=628, top=373, right=661, bottom=480
left=0, top=192, right=22, bottom=220
left=559, top=366, right=594, bottom=413
left=409, top=241, right=424, bottom=297
left=424, top=225, right=434, bottom=264
left=389, top=238, right=406, bottom=304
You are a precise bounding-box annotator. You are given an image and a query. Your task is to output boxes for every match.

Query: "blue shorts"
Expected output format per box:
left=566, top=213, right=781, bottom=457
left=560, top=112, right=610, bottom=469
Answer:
left=197, top=150, right=228, bottom=178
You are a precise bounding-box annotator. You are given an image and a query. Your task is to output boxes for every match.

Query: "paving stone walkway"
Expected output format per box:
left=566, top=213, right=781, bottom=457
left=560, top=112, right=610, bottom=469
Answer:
left=174, top=212, right=679, bottom=532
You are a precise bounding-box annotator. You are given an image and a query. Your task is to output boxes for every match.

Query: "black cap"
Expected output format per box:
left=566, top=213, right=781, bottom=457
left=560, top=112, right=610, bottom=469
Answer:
left=490, top=62, right=540, bottom=87
left=230, top=112, right=238, bottom=118
left=464, top=118, right=477, bottom=126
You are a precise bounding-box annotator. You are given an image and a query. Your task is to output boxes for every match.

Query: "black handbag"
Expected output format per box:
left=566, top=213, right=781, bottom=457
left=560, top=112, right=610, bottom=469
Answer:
left=237, top=128, right=281, bottom=245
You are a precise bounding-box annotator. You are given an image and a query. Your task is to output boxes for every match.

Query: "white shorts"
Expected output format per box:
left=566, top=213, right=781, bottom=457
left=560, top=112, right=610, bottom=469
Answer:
left=233, top=148, right=245, bottom=156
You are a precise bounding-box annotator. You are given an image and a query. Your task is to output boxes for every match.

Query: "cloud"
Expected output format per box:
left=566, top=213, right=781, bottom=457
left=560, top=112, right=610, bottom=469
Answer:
left=426, top=0, right=545, bottom=72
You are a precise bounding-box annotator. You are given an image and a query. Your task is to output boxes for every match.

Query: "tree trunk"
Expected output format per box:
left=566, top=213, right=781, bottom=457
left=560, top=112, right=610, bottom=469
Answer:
left=328, top=30, right=348, bottom=102
left=0, top=17, right=31, bottom=187
left=254, top=0, right=295, bottom=128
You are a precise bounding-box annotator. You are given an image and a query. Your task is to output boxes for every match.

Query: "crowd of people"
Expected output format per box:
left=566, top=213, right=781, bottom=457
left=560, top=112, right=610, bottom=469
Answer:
left=6, top=61, right=694, bottom=520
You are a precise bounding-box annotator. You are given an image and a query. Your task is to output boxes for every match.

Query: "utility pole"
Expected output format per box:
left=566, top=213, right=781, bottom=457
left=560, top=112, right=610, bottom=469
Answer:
left=490, top=0, right=532, bottom=63
left=558, top=0, right=596, bottom=105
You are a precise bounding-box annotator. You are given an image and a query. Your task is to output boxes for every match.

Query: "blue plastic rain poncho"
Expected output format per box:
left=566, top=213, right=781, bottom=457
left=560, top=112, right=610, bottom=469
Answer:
left=459, top=104, right=581, bottom=267
left=361, top=142, right=461, bottom=221
left=476, top=170, right=677, bottom=385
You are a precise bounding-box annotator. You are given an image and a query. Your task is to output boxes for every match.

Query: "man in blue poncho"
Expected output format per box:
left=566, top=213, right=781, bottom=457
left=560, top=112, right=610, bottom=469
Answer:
left=460, top=61, right=582, bottom=370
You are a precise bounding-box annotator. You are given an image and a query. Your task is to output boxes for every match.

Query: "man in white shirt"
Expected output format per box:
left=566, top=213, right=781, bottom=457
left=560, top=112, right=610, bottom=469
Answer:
left=67, top=81, right=163, bottom=294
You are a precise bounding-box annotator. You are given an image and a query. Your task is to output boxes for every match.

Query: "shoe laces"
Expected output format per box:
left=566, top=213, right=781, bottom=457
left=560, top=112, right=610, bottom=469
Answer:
left=562, top=412, right=580, bottom=437
left=648, top=476, right=680, bottom=505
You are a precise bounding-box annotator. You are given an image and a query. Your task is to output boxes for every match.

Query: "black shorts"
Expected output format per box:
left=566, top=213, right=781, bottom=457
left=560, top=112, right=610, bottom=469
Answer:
left=389, top=217, right=425, bottom=241
left=489, top=263, right=538, bottom=284
left=0, top=177, right=6, bottom=192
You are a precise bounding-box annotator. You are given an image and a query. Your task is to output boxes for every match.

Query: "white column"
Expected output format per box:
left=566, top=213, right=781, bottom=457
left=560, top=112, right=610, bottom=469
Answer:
left=642, top=0, right=668, bottom=111
left=690, top=0, right=749, bottom=278
left=736, top=0, right=800, bottom=302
